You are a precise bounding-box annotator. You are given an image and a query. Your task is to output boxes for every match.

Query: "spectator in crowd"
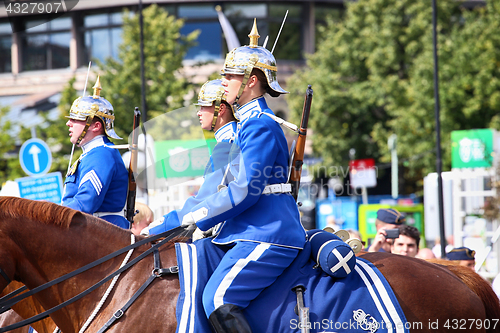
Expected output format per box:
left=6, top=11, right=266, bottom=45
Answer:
left=416, top=247, right=436, bottom=259
left=446, top=247, right=476, bottom=271
left=390, top=225, right=420, bottom=258
left=368, top=208, right=405, bottom=253
left=131, top=202, right=154, bottom=236
left=432, top=234, right=454, bottom=258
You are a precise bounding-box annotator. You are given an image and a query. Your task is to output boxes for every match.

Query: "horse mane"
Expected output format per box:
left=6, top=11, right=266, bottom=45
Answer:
left=0, top=196, right=82, bottom=229
left=429, top=258, right=500, bottom=329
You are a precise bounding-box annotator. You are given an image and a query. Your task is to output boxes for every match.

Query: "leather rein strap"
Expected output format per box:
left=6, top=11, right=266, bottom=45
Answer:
left=0, top=268, right=11, bottom=285
left=96, top=247, right=179, bottom=333
left=0, top=226, right=189, bottom=333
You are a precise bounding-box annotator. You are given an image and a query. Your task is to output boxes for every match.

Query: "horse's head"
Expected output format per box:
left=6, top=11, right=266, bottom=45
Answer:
left=0, top=197, right=85, bottom=290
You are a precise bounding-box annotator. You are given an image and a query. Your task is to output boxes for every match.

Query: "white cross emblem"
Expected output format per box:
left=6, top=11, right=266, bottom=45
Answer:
left=330, top=248, right=353, bottom=275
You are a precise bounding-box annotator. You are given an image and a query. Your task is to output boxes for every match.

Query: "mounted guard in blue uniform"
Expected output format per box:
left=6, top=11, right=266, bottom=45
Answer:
left=62, top=77, right=129, bottom=229
left=146, top=79, right=238, bottom=235
left=171, top=20, right=307, bottom=333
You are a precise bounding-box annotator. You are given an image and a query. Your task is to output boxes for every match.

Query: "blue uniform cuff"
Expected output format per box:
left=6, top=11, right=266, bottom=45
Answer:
left=150, top=211, right=181, bottom=235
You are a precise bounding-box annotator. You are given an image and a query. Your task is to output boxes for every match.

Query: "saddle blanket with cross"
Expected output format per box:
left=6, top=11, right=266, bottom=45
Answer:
left=174, top=238, right=409, bottom=333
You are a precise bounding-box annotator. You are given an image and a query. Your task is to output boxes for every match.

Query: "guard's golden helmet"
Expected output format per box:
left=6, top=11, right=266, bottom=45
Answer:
left=222, top=19, right=288, bottom=99
left=68, top=76, right=122, bottom=141
left=195, top=79, right=235, bottom=130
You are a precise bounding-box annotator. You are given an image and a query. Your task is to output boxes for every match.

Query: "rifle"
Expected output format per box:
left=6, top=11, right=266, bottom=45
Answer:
left=126, top=107, right=141, bottom=223
left=290, top=85, right=313, bottom=201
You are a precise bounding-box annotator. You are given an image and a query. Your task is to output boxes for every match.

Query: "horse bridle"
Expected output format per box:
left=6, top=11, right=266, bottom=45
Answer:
left=0, top=225, right=193, bottom=333
left=0, top=267, right=10, bottom=284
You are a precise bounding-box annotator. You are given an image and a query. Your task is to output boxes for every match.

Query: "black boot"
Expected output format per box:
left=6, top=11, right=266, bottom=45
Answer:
left=208, top=304, right=253, bottom=333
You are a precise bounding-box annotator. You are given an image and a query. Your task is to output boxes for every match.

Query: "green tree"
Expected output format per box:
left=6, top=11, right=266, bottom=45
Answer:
left=0, top=107, right=19, bottom=185
left=97, top=4, right=199, bottom=140
left=40, top=5, right=201, bottom=180
left=387, top=1, right=500, bottom=179
left=286, top=0, right=480, bottom=192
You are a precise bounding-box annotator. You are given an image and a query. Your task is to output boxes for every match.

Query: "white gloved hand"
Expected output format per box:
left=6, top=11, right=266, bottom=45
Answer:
left=181, top=212, right=197, bottom=230
left=140, top=217, right=165, bottom=236
left=192, top=227, right=205, bottom=241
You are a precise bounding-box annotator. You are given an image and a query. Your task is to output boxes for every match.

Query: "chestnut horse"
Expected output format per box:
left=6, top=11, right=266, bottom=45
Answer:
left=0, top=281, right=56, bottom=333
left=0, top=197, right=499, bottom=333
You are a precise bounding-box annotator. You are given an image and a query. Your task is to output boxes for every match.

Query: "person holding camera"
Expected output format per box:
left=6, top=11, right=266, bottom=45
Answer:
left=391, top=225, right=420, bottom=257
left=368, top=208, right=405, bottom=253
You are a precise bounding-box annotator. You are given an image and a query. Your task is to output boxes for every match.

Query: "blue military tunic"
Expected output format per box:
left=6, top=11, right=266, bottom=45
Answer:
left=149, top=121, right=238, bottom=233
left=182, top=97, right=306, bottom=316
left=185, top=97, right=306, bottom=248
left=62, top=135, right=129, bottom=229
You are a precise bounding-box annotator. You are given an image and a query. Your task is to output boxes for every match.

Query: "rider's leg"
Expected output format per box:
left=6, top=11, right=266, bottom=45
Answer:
left=203, top=241, right=299, bottom=332
left=208, top=303, right=252, bottom=333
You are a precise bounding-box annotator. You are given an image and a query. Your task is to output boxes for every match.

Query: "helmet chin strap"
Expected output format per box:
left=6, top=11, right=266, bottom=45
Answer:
left=232, top=54, right=259, bottom=110
left=76, top=113, right=95, bottom=146
left=211, top=90, right=224, bottom=131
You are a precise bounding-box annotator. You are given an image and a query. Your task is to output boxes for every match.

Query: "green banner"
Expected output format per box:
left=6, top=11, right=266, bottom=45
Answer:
left=451, top=129, right=494, bottom=169
left=154, top=139, right=217, bottom=178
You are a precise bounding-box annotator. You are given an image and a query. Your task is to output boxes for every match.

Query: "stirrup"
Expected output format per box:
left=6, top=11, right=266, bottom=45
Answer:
left=208, top=304, right=253, bottom=333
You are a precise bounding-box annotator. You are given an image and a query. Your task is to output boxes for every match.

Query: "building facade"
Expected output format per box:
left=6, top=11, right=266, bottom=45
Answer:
left=0, top=0, right=344, bottom=112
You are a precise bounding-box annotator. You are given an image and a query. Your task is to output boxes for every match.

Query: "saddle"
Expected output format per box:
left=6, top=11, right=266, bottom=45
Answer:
left=174, top=230, right=409, bottom=333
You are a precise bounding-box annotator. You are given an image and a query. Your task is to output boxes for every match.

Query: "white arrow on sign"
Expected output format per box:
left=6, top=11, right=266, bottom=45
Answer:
left=29, top=144, right=42, bottom=172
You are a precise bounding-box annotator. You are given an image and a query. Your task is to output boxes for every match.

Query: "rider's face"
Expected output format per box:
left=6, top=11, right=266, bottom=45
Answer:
left=221, top=73, right=244, bottom=105
left=197, top=105, right=215, bottom=131
left=66, top=118, right=88, bottom=146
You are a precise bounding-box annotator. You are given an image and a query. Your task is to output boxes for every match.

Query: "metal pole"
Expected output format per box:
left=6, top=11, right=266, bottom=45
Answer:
left=432, top=0, right=446, bottom=258
left=388, top=134, right=398, bottom=199
left=138, top=0, right=149, bottom=204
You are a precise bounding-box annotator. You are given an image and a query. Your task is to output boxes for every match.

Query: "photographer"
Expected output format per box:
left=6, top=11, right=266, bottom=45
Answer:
left=368, top=208, right=405, bottom=253
left=391, top=225, right=420, bottom=258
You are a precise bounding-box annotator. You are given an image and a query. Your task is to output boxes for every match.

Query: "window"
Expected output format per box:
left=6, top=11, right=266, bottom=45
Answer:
left=161, top=2, right=307, bottom=62
left=178, top=5, right=221, bottom=61
left=83, top=12, right=123, bottom=63
left=181, top=22, right=222, bottom=61
left=178, top=4, right=217, bottom=19
left=22, top=17, right=71, bottom=71
left=0, top=22, right=11, bottom=73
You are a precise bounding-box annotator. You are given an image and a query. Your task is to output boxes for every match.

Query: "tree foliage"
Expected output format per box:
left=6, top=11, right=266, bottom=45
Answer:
left=287, top=0, right=500, bottom=192
left=96, top=4, right=200, bottom=140
left=0, top=5, right=202, bottom=188
left=0, top=107, right=19, bottom=185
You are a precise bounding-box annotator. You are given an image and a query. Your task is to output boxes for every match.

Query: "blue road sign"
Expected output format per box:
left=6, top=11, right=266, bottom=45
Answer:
left=19, top=138, right=52, bottom=176
left=16, top=172, right=64, bottom=204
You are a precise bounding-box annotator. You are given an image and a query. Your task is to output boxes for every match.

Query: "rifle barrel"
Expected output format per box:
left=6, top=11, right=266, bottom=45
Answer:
left=126, top=108, right=141, bottom=223
left=290, top=85, right=313, bottom=201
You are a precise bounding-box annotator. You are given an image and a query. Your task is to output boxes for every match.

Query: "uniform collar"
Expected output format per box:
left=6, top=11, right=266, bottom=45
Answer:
left=81, top=135, right=107, bottom=154
left=236, top=96, right=268, bottom=123
left=214, top=121, right=237, bottom=142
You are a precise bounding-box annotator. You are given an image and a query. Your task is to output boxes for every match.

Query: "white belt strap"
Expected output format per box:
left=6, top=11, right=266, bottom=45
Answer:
left=94, top=207, right=126, bottom=218
left=261, top=112, right=299, bottom=133
left=262, top=183, right=292, bottom=195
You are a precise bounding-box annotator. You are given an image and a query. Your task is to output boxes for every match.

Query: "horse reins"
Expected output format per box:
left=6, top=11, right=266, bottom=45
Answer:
left=96, top=247, right=179, bottom=333
left=0, top=225, right=193, bottom=333
left=0, top=268, right=11, bottom=285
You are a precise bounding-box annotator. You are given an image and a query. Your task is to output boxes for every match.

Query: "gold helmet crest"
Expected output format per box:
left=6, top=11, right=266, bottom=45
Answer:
left=68, top=76, right=121, bottom=142
left=222, top=19, right=288, bottom=99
